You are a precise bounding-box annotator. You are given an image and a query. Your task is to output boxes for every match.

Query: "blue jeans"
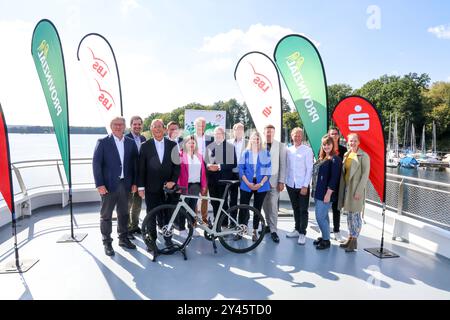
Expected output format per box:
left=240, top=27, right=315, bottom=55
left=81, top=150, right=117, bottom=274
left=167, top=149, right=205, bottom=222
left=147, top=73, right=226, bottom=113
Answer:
left=315, top=200, right=332, bottom=241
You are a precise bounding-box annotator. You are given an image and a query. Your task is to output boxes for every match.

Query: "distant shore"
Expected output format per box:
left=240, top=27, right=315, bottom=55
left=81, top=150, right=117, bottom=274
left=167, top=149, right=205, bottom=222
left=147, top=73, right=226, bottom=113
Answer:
left=8, top=125, right=107, bottom=135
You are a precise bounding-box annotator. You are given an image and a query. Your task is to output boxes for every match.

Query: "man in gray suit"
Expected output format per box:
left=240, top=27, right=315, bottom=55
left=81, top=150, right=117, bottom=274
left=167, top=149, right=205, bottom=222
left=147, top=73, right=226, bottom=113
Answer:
left=262, top=124, right=286, bottom=243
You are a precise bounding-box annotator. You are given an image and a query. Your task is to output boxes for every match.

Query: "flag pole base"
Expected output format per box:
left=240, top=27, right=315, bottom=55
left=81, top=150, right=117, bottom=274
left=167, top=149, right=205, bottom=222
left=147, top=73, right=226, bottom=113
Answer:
left=0, top=258, right=39, bottom=274
left=364, top=247, right=399, bottom=259
left=57, top=233, right=88, bottom=243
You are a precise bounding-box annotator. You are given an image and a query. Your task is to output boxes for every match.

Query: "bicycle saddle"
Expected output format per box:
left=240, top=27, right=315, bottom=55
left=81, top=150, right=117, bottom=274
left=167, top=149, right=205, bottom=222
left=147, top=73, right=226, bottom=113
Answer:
left=218, top=179, right=240, bottom=186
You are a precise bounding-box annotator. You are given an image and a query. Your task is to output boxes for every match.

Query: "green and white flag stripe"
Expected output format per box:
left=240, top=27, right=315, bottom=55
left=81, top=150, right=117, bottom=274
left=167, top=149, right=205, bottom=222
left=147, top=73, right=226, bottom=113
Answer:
left=274, top=34, right=328, bottom=158
left=31, top=19, right=71, bottom=185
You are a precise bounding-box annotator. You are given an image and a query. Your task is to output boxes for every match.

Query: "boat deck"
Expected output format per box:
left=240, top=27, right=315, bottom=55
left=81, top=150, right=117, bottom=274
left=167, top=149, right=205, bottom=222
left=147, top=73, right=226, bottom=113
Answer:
left=1, top=202, right=450, bottom=300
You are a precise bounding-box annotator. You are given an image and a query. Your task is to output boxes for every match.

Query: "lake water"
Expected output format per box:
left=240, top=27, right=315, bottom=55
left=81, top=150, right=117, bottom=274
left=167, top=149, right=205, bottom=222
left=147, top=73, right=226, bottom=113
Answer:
left=2, top=133, right=449, bottom=203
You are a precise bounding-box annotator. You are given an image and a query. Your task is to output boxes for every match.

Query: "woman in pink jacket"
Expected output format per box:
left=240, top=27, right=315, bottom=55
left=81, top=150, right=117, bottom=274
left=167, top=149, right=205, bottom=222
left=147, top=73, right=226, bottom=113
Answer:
left=177, top=135, right=207, bottom=237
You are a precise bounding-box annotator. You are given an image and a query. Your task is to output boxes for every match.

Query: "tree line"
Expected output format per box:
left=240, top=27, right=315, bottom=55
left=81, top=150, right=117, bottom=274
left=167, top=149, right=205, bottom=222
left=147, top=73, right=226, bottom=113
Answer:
left=143, top=72, right=450, bottom=150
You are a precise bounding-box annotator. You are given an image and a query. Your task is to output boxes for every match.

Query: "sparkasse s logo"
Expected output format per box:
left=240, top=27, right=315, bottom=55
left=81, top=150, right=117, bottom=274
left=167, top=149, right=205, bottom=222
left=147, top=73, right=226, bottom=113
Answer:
left=348, top=105, right=370, bottom=131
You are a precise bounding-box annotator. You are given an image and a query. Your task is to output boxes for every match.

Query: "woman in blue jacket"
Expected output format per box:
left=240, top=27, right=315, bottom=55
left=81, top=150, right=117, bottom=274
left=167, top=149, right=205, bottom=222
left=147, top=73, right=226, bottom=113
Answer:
left=313, top=134, right=342, bottom=249
left=238, top=131, right=271, bottom=241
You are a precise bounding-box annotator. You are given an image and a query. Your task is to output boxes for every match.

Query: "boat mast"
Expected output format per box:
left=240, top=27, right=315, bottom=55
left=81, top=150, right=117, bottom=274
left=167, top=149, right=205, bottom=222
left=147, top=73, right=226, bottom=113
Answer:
left=421, top=125, right=425, bottom=155
left=432, top=121, right=437, bottom=156
left=394, top=114, right=399, bottom=158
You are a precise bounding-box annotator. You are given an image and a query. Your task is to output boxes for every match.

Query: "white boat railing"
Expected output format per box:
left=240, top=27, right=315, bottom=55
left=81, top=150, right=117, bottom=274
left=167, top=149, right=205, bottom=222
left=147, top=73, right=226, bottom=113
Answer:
left=1, top=158, right=450, bottom=231
left=365, top=173, right=450, bottom=230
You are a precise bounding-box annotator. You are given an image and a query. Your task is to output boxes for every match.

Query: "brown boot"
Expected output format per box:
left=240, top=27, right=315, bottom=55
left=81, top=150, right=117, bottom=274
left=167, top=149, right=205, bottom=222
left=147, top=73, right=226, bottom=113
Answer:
left=345, top=238, right=357, bottom=252
left=340, top=238, right=351, bottom=248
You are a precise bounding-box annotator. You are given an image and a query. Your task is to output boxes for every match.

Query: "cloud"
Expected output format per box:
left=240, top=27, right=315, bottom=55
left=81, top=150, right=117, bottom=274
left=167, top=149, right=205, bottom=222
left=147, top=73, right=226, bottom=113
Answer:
left=428, top=24, right=450, bottom=39
left=200, top=23, right=318, bottom=57
left=121, top=0, right=140, bottom=15
left=198, top=24, right=319, bottom=74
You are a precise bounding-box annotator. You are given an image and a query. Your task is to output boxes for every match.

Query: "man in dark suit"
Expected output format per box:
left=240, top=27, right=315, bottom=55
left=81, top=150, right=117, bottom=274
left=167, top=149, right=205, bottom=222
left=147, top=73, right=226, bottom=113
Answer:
left=194, top=117, right=214, bottom=223
left=205, top=126, right=236, bottom=226
left=126, top=116, right=146, bottom=237
left=138, top=119, right=180, bottom=251
left=93, top=117, right=139, bottom=256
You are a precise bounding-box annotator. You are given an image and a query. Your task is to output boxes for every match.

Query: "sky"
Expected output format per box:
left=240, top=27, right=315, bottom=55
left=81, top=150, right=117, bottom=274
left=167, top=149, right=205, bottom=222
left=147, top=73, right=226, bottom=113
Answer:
left=0, top=0, right=449, bottom=126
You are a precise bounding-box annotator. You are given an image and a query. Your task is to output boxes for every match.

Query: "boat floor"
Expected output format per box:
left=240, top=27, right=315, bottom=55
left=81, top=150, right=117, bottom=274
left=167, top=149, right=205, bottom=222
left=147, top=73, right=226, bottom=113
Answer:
left=1, top=202, right=450, bottom=300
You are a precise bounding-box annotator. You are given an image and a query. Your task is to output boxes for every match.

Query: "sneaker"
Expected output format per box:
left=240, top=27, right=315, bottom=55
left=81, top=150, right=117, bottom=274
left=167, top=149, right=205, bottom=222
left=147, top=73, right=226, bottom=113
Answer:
left=333, top=231, right=344, bottom=242
left=297, top=234, right=306, bottom=245
left=127, top=233, right=135, bottom=240
left=313, top=237, right=323, bottom=245
left=286, top=230, right=300, bottom=238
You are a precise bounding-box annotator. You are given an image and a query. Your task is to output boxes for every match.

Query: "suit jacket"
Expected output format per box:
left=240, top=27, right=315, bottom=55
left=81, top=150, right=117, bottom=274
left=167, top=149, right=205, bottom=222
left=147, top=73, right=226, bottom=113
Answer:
left=314, top=155, right=342, bottom=202
left=93, top=134, right=138, bottom=193
left=205, top=140, right=236, bottom=185
left=138, top=137, right=180, bottom=194
left=126, top=132, right=146, bottom=144
left=338, top=148, right=370, bottom=212
left=266, top=140, right=287, bottom=187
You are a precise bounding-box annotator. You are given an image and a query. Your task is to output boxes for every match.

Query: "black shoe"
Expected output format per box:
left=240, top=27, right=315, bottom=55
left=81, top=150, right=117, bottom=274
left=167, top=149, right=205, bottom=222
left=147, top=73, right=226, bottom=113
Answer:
left=104, top=243, right=115, bottom=256
left=127, top=233, right=135, bottom=240
left=316, top=240, right=330, bottom=250
left=144, top=235, right=157, bottom=253
left=271, top=232, right=280, bottom=243
left=119, top=238, right=137, bottom=249
left=130, top=227, right=142, bottom=234
left=313, top=237, right=323, bottom=246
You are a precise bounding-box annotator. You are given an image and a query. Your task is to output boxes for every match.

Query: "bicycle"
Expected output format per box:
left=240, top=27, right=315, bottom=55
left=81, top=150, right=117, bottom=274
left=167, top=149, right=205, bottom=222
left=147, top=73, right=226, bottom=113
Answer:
left=141, top=180, right=266, bottom=261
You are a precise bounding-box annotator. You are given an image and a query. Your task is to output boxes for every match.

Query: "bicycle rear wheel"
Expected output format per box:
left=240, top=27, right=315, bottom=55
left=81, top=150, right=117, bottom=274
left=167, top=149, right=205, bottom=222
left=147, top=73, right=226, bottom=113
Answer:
left=141, top=204, right=194, bottom=252
left=217, top=204, right=266, bottom=253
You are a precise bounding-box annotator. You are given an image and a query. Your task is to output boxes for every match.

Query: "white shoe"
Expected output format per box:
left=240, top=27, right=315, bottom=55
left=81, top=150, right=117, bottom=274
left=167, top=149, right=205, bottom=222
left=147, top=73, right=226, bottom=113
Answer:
left=333, top=231, right=344, bottom=242
left=297, top=234, right=306, bottom=245
left=286, top=230, right=300, bottom=238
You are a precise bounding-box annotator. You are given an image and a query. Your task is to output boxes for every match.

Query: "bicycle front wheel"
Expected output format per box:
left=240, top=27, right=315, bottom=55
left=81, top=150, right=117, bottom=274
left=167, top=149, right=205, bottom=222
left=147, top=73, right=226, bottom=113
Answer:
left=217, top=204, right=266, bottom=253
left=141, top=204, right=194, bottom=251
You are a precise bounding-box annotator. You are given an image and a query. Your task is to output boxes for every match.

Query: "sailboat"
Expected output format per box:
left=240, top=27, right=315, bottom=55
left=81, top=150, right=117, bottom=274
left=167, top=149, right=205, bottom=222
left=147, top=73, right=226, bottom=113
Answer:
left=420, top=121, right=441, bottom=166
left=400, top=121, right=419, bottom=168
left=387, top=113, right=400, bottom=168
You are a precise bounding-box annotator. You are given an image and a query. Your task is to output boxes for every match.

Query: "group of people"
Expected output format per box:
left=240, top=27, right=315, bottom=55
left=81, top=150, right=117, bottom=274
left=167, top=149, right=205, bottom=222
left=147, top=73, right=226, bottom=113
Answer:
left=93, top=116, right=370, bottom=257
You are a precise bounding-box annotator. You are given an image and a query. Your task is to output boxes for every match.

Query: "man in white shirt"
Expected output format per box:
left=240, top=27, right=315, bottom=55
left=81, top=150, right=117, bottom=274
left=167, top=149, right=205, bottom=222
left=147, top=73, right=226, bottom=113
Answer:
left=285, top=127, right=313, bottom=245
left=126, top=116, right=146, bottom=238
left=262, top=124, right=287, bottom=243
left=194, top=117, right=214, bottom=223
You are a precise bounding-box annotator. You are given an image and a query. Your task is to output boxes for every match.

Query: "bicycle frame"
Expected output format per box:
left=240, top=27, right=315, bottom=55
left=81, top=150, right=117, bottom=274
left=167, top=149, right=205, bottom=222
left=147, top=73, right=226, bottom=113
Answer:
left=166, top=184, right=240, bottom=238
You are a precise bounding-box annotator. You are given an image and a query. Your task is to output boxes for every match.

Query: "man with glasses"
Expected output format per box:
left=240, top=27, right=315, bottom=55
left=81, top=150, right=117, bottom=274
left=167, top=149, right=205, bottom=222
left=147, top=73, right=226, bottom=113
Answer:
left=93, top=117, right=139, bottom=256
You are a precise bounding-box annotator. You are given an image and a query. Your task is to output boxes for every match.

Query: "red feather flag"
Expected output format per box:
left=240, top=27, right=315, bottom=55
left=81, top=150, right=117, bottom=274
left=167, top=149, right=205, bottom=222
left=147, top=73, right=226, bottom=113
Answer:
left=0, top=103, right=14, bottom=214
left=332, top=96, right=386, bottom=203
